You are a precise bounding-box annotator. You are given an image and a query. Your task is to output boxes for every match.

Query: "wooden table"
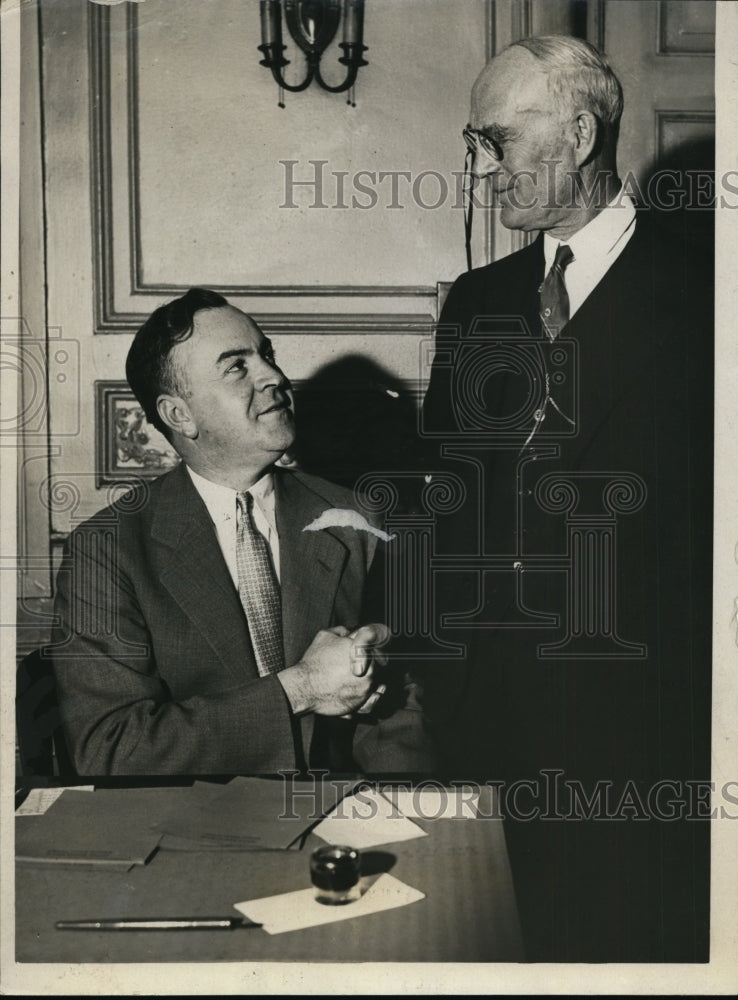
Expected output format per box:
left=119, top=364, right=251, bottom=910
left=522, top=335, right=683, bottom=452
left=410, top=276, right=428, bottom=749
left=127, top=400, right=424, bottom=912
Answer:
left=15, top=780, right=523, bottom=963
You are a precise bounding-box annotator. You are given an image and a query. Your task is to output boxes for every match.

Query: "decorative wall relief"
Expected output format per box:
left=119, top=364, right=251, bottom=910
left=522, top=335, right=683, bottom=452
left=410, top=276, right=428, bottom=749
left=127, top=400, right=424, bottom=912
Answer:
left=95, top=381, right=179, bottom=486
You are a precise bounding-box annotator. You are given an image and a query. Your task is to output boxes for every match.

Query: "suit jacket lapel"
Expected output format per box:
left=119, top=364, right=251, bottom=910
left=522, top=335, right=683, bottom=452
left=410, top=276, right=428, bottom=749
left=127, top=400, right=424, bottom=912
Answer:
left=520, top=235, right=546, bottom=335
left=151, top=464, right=256, bottom=682
left=274, top=469, right=352, bottom=768
left=274, top=469, right=349, bottom=669
left=562, top=220, right=657, bottom=463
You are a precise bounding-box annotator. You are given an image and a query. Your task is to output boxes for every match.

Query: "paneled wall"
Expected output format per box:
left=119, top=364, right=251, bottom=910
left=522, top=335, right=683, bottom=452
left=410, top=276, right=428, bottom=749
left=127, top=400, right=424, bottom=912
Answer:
left=605, top=0, right=714, bottom=179
left=38, top=0, right=491, bottom=535
left=17, top=0, right=494, bottom=650
left=15, top=0, right=716, bottom=653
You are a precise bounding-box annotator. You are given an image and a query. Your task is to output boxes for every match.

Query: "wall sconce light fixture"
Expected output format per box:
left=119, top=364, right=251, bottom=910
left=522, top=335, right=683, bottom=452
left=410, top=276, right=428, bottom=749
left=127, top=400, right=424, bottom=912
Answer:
left=259, top=0, right=368, bottom=107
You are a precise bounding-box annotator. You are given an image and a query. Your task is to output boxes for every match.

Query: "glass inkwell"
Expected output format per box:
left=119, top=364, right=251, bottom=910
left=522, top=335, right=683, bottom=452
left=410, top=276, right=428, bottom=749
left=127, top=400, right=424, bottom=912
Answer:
left=310, top=845, right=361, bottom=905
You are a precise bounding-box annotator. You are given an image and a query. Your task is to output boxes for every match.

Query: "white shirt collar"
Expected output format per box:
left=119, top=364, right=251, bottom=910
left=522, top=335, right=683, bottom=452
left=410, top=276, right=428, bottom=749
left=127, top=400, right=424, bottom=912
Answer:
left=543, top=191, right=636, bottom=271
left=186, top=466, right=276, bottom=530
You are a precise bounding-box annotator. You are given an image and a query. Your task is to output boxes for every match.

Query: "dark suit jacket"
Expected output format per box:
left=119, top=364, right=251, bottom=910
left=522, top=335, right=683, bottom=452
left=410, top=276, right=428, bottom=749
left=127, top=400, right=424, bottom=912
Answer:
left=420, top=211, right=713, bottom=960
left=51, top=463, right=391, bottom=776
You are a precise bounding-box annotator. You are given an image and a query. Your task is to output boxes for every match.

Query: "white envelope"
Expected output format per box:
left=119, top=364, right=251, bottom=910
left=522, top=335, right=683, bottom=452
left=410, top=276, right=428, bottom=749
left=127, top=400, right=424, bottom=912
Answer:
left=312, top=786, right=427, bottom=849
left=382, top=786, right=481, bottom=820
left=234, top=873, right=425, bottom=935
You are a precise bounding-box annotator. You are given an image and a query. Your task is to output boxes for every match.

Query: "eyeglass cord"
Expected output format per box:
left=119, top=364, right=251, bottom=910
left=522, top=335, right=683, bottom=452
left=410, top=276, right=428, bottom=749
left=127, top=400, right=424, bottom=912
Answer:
left=463, top=150, right=474, bottom=271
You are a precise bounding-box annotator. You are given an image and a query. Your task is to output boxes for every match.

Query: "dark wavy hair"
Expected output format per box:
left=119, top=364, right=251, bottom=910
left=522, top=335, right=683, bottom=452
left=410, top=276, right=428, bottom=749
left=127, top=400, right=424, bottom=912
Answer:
left=125, top=288, right=228, bottom=440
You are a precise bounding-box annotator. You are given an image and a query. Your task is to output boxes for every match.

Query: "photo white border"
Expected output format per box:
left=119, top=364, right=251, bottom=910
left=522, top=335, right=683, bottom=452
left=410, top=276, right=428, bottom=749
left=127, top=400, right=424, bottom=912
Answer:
left=1, top=0, right=736, bottom=993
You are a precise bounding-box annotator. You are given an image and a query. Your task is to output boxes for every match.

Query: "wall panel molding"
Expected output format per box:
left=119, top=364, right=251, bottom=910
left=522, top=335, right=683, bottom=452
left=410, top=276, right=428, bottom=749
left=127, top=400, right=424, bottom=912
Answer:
left=511, top=0, right=533, bottom=41
left=587, top=0, right=606, bottom=53
left=655, top=108, right=715, bottom=160
left=657, top=0, right=715, bottom=55
left=88, top=4, right=439, bottom=335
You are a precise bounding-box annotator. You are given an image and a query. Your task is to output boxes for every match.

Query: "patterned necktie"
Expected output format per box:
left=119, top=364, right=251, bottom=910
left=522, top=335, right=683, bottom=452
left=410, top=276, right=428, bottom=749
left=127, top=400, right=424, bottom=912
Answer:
left=539, top=243, right=574, bottom=340
left=235, top=491, right=284, bottom=676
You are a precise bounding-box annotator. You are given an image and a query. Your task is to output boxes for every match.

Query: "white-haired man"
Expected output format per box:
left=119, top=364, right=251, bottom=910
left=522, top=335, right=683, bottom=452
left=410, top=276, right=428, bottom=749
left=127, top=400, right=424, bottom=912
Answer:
left=421, top=36, right=712, bottom=962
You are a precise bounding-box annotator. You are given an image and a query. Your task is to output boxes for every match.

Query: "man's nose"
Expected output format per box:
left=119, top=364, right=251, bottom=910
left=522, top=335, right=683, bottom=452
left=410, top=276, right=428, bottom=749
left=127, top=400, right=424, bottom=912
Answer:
left=255, top=357, right=287, bottom=389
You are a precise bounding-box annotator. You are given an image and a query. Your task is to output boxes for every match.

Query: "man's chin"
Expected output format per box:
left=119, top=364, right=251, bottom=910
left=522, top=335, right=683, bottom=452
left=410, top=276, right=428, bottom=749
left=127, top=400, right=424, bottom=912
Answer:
left=499, top=203, right=538, bottom=232
left=266, top=423, right=296, bottom=456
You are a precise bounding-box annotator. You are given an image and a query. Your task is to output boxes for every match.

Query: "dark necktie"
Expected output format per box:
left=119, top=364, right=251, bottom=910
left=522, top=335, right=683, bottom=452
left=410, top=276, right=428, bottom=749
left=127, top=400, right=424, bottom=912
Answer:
left=539, top=243, right=574, bottom=340
left=235, top=491, right=284, bottom=676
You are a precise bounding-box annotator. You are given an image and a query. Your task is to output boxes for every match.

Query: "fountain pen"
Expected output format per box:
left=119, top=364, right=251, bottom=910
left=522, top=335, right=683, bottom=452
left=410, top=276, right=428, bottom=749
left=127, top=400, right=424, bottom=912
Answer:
left=55, top=917, right=261, bottom=931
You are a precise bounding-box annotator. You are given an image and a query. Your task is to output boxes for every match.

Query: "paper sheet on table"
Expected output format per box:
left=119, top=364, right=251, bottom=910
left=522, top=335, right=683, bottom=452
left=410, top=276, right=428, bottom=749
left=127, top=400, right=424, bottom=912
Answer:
left=312, top=786, right=427, bottom=849
left=382, top=786, right=480, bottom=820
left=154, top=776, right=359, bottom=851
left=234, top=873, right=425, bottom=934
left=15, top=786, right=94, bottom=816
left=16, top=788, right=161, bottom=868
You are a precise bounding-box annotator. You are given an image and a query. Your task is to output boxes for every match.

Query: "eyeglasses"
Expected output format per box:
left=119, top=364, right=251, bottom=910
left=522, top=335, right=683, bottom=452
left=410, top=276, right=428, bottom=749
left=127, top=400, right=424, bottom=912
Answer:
left=462, top=125, right=503, bottom=162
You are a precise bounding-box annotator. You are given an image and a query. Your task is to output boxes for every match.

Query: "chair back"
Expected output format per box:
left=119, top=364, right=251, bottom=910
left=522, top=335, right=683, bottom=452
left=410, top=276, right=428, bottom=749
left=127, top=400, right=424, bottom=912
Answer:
left=16, top=649, right=74, bottom=777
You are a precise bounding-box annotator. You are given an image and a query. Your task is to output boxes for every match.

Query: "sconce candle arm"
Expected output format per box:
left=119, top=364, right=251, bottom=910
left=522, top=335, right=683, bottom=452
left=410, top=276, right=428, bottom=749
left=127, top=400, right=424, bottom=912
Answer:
left=314, top=42, right=367, bottom=92
left=258, top=42, right=316, bottom=92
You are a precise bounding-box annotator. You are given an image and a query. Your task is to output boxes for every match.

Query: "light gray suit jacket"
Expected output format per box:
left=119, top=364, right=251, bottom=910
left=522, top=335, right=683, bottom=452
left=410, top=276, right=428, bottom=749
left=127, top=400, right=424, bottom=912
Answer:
left=51, top=462, right=400, bottom=775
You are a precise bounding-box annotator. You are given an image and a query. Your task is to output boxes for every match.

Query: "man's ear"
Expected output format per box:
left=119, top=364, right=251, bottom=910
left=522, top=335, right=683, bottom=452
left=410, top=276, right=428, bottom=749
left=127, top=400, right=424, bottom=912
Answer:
left=156, top=393, right=197, bottom=440
left=572, top=110, right=599, bottom=166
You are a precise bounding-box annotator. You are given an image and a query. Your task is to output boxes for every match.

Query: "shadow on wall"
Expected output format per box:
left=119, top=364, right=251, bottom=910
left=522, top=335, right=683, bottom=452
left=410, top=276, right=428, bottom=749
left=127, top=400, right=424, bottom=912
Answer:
left=292, top=355, right=423, bottom=491
left=640, top=135, right=715, bottom=247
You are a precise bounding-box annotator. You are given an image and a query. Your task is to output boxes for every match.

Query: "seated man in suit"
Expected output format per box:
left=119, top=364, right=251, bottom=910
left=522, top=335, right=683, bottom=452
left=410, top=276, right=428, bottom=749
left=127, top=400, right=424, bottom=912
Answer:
left=420, top=37, right=712, bottom=960
left=51, top=288, right=424, bottom=775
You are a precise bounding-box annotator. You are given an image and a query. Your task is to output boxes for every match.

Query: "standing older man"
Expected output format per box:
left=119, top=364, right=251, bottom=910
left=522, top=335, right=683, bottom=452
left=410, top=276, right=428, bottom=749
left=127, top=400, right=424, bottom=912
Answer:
left=51, top=288, right=420, bottom=776
left=421, top=37, right=712, bottom=961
